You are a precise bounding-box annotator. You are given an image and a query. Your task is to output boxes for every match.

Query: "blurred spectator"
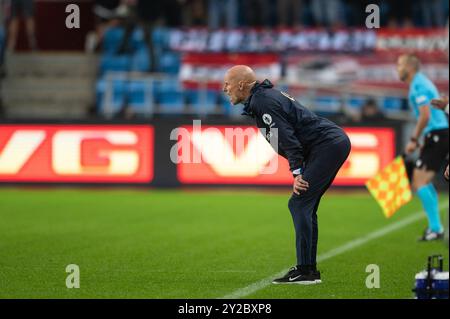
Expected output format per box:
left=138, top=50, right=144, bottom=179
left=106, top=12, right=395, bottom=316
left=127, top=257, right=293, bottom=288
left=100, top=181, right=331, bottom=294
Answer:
left=311, top=0, right=344, bottom=28
left=94, top=0, right=122, bottom=18
left=384, top=0, right=413, bottom=28
left=417, top=0, right=446, bottom=27
left=277, top=0, right=303, bottom=28
left=179, top=0, right=207, bottom=27
left=162, top=0, right=183, bottom=27
left=353, top=98, right=386, bottom=122
left=89, top=0, right=450, bottom=32
left=241, top=0, right=271, bottom=27
left=134, top=0, right=164, bottom=71
left=208, top=0, right=238, bottom=29
left=87, top=0, right=121, bottom=52
left=7, top=0, right=37, bottom=52
left=91, top=1, right=162, bottom=71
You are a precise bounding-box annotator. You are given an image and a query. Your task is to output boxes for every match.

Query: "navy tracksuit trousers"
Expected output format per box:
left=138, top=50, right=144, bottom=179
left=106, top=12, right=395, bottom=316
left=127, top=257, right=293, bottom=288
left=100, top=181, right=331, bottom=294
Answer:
left=288, top=135, right=351, bottom=267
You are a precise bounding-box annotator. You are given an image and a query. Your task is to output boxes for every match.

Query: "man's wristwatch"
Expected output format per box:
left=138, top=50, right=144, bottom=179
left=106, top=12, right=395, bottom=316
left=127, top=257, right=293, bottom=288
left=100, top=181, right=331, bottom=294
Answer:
left=410, top=137, right=418, bottom=143
left=292, top=167, right=303, bottom=177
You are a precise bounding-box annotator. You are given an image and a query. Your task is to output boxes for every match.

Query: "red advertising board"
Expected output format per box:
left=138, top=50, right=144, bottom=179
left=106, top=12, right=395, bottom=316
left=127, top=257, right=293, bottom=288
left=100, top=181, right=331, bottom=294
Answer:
left=0, top=125, right=153, bottom=183
left=177, top=126, right=395, bottom=186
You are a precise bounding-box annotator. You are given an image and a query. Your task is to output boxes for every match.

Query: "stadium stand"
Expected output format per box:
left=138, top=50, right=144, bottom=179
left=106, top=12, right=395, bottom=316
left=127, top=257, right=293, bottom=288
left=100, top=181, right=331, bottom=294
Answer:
left=0, top=0, right=447, bottom=120
left=93, top=24, right=416, bottom=119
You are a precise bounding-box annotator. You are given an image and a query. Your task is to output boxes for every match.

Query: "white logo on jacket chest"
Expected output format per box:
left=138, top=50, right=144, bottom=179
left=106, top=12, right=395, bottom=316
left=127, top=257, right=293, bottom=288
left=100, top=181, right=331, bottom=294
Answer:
left=262, top=113, right=272, bottom=125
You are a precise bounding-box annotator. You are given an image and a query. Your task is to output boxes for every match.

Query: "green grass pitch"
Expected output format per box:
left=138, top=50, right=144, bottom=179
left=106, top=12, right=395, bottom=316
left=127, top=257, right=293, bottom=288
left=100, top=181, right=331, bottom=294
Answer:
left=0, top=187, right=448, bottom=299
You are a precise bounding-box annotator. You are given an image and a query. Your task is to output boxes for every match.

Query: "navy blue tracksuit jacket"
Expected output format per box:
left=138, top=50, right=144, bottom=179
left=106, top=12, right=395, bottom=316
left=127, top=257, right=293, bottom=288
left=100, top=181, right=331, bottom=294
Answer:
left=243, top=79, right=348, bottom=175
left=242, top=79, right=351, bottom=267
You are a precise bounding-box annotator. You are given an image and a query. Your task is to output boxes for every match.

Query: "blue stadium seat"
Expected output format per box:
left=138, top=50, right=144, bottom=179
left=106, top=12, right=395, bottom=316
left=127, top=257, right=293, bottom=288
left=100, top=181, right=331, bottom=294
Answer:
left=127, top=80, right=154, bottom=113
left=99, top=54, right=132, bottom=74
left=382, top=97, right=402, bottom=112
left=185, top=90, right=218, bottom=115
left=131, top=27, right=147, bottom=51
left=96, top=77, right=128, bottom=114
left=102, top=27, right=125, bottom=54
left=154, top=80, right=185, bottom=113
left=131, top=48, right=150, bottom=72
left=314, top=96, right=341, bottom=115
left=97, top=77, right=154, bottom=115
left=159, top=51, right=181, bottom=74
left=152, top=27, right=170, bottom=50
left=96, top=79, right=105, bottom=110
left=347, top=96, right=365, bottom=111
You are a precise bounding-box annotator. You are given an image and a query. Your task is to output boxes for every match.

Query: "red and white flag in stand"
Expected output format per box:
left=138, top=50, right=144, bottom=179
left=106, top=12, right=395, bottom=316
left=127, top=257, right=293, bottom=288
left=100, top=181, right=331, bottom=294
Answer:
left=179, top=53, right=282, bottom=90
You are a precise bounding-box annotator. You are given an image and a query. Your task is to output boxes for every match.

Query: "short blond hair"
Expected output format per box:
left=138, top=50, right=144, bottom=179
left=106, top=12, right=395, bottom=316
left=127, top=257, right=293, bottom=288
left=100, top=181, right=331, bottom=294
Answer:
left=400, top=53, right=421, bottom=71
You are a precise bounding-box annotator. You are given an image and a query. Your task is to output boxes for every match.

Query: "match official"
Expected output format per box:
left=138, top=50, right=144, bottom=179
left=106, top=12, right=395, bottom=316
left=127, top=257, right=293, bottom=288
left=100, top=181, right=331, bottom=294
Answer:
left=223, top=65, right=351, bottom=284
left=397, top=54, right=449, bottom=241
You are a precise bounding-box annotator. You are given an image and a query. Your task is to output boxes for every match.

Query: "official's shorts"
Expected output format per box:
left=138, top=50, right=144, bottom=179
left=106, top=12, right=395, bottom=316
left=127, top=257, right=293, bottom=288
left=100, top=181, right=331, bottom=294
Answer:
left=416, top=129, right=449, bottom=172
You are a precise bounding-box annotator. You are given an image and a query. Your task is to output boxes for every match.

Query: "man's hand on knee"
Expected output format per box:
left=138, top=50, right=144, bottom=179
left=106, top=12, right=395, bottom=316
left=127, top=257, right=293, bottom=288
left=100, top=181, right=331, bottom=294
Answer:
left=293, top=175, right=309, bottom=195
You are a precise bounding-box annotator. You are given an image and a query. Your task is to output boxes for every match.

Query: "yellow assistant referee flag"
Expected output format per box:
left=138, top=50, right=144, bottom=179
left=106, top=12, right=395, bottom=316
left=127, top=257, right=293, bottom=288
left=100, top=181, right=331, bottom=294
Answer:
left=366, top=156, right=413, bottom=218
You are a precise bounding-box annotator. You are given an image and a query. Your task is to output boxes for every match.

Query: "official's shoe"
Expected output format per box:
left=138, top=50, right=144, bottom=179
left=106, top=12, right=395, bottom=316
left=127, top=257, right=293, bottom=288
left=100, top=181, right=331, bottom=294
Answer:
left=272, top=266, right=321, bottom=285
left=418, top=229, right=444, bottom=242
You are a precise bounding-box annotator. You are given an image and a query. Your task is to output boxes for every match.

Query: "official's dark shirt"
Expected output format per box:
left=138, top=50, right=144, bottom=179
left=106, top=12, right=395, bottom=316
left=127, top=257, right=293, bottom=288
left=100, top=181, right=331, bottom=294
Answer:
left=242, top=79, right=347, bottom=173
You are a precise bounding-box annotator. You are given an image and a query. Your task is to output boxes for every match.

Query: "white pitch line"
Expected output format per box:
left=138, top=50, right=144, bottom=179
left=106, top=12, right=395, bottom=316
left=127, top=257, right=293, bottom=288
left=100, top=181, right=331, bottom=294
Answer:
left=219, top=202, right=449, bottom=299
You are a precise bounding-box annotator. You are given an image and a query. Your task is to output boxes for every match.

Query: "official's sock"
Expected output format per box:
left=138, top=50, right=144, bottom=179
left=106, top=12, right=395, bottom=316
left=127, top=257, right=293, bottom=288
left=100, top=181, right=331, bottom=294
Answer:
left=426, top=183, right=442, bottom=232
left=417, top=184, right=442, bottom=233
left=428, top=182, right=438, bottom=203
